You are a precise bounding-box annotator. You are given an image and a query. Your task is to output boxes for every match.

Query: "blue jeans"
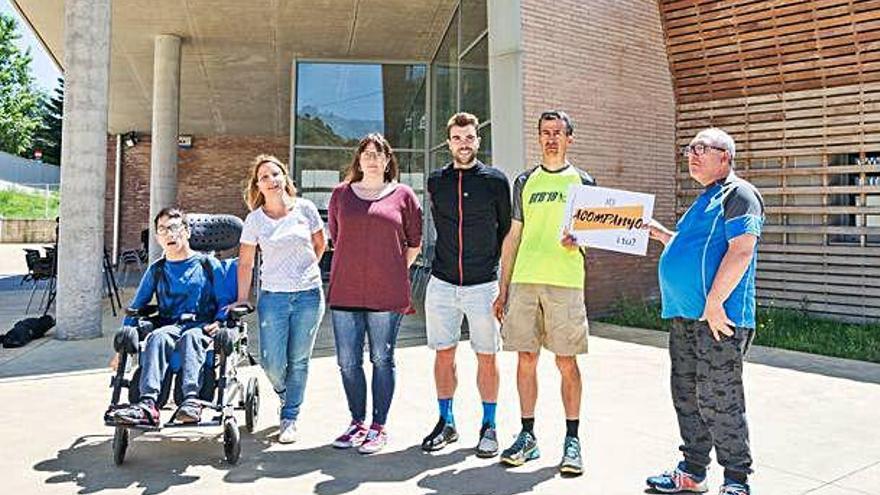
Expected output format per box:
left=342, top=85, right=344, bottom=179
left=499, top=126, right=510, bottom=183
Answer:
left=331, top=310, right=404, bottom=426
left=139, top=324, right=208, bottom=401
left=258, top=287, right=325, bottom=421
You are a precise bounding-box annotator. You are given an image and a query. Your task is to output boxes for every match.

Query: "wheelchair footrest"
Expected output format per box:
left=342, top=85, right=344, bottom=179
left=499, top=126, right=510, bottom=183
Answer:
left=162, top=419, right=223, bottom=429
left=104, top=420, right=160, bottom=432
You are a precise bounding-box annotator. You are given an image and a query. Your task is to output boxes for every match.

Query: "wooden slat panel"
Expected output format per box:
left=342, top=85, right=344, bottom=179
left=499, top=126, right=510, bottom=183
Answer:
left=757, top=288, right=880, bottom=308
left=758, top=261, right=880, bottom=276
left=757, top=279, right=880, bottom=295
left=760, top=244, right=880, bottom=256
left=760, top=252, right=880, bottom=265
left=757, top=298, right=880, bottom=320
left=662, top=2, right=880, bottom=322
left=758, top=270, right=880, bottom=287
left=678, top=185, right=880, bottom=196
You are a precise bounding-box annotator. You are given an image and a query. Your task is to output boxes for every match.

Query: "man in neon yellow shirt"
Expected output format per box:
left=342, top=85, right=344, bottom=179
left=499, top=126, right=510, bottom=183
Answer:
left=493, top=110, right=595, bottom=475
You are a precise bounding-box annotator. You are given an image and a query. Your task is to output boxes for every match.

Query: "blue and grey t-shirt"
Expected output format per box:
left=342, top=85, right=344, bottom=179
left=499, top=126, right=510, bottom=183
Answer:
left=658, top=172, right=764, bottom=329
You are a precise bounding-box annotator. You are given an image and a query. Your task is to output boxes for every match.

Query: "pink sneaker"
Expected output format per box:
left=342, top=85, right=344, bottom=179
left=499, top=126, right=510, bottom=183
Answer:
left=332, top=421, right=368, bottom=449
left=358, top=425, right=388, bottom=454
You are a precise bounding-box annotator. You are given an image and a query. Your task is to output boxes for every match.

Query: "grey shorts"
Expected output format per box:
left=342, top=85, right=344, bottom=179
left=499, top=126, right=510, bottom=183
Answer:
left=424, top=276, right=502, bottom=354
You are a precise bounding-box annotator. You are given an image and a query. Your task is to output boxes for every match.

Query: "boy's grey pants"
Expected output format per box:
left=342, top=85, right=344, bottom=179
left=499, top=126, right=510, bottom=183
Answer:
left=669, top=318, right=754, bottom=481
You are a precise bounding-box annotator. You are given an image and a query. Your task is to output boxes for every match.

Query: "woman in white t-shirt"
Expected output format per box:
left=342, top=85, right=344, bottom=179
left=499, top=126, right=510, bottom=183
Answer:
left=237, top=154, right=326, bottom=444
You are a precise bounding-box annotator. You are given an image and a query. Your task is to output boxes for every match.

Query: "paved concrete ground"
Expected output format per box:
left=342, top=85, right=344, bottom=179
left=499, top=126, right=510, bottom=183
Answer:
left=1, top=242, right=878, bottom=494
left=1, top=288, right=879, bottom=495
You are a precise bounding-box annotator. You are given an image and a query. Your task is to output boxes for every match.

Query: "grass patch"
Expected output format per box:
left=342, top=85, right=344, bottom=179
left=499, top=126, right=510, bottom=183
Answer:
left=0, top=189, right=59, bottom=219
left=598, top=300, right=880, bottom=364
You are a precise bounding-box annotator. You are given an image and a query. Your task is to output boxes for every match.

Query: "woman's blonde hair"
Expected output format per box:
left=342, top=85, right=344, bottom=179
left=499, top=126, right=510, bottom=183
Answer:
left=243, top=154, right=297, bottom=211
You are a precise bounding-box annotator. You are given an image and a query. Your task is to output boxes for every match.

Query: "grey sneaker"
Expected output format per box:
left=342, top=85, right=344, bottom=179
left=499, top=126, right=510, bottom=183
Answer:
left=421, top=417, right=459, bottom=452
left=278, top=419, right=297, bottom=444
left=500, top=431, right=540, bottom=466
left=559, top=435, right=583, bottom=475
left=476, top=424, right=499, bottom=458
left=173, top=398, right=202, bottom=424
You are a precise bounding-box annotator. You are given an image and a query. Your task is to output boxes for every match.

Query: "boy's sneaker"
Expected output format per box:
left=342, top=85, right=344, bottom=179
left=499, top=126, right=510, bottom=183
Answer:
left=278, top=419, right=297, bottom=444
left=559, top=435, right=583, bottom=475
left=421, top=417, right=459, bottom=452
left=500, top=431, right=540, bottom=466
left=718, top=481, right=750, bottom=495
left=173, top=398, right=202, bottom=424
left=113, top=399, right=159, bottom=427
left=332, top=421, right=368, bottom=449
left=475, top=424, right=499, bottom=458
left=646, top=462, right=708, bottom=493
left=358, top=425, right=387, bottom=454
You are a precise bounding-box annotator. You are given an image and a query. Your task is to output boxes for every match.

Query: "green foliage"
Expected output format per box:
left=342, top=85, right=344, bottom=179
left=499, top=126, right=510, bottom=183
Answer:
left=32, top=77, right=63, bottom=165
left=0, top=188, right=59, bottom=219
left=599, top=299, right=880, bottom=363
left=0, top=13, right=45, bottom=157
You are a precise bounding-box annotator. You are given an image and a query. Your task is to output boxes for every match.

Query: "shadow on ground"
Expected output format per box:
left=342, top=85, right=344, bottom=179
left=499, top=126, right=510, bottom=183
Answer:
left=33, top=427, right=559, bottom=495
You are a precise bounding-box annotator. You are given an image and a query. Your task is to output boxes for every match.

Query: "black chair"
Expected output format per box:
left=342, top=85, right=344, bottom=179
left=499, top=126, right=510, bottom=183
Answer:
left=23, top=248, right=55, bottom=314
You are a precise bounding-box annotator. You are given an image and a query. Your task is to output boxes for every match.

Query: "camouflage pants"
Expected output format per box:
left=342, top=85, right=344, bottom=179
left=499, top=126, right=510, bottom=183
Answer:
left=669, top=318, right=754, bottom=480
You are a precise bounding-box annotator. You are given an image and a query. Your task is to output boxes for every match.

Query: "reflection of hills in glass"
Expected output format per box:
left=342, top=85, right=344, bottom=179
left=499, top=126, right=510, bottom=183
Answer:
left=298, top=106, right=382, bottom=145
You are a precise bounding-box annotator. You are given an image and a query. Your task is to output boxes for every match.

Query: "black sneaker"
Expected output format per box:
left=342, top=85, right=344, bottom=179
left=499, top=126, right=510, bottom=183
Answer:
left=500, top=430, right=540, bottom=466
left=421, top=417, right=459, bottom=452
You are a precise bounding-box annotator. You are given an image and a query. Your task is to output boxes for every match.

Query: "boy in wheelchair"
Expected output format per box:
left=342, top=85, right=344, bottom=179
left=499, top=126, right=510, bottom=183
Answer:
left=110, top=206, right=235, bottom=427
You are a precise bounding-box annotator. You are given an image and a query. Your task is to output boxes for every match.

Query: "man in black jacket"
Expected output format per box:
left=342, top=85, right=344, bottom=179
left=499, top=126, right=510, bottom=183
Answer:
left=421, top=112, right=512, bottom=458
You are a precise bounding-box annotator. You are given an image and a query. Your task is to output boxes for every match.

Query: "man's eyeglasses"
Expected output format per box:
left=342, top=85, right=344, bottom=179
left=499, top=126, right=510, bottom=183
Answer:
left=156, top=223, right=186, bottom=236
left=681, top=143, right=727, bottom=157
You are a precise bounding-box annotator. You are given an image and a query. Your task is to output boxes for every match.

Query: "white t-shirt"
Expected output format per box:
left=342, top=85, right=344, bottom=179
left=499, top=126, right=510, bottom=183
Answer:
left=240, top=199, right=324, bottom=292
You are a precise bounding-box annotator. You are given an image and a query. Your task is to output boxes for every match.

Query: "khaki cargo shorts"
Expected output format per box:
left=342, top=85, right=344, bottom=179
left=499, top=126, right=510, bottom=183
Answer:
left=501, top=283, right=588, bottom=355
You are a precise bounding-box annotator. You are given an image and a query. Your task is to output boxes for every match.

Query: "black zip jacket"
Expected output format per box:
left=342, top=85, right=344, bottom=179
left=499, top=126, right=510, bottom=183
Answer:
left=427, top=161, right=512, bottom=286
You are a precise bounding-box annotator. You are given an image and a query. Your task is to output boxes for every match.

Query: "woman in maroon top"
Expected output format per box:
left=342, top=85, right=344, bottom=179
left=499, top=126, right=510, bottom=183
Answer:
left=327, top=133, right=422, bottom=454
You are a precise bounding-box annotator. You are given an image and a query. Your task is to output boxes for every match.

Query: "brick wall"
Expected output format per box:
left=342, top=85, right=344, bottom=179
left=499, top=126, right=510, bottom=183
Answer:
left=105, top=135, right=288, bottom=255
left=520, top=0, right=677, bottom=314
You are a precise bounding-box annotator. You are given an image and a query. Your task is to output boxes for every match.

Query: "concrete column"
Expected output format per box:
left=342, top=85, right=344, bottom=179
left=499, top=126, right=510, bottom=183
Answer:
left=487, top=0, right=526, bottom=179
left=55, top=0, right=111, bottom=340
left=148, top=34, right=182, bottom=260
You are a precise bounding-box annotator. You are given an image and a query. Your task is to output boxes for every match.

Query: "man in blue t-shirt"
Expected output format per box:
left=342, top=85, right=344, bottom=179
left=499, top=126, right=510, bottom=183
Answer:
left=645, top=128, right=763, bottom=495
left=111, top=207, right=233, bottom=427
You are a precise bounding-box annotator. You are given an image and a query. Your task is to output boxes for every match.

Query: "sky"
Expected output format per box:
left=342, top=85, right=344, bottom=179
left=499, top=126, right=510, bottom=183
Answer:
left=1, top=0, right=61, bottom=93
left=297, top=63, right=385, bottom=122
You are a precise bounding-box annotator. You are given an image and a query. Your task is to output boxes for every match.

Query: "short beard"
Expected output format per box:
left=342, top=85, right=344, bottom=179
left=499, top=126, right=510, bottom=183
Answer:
left=454, top=150, right=475, bottom=166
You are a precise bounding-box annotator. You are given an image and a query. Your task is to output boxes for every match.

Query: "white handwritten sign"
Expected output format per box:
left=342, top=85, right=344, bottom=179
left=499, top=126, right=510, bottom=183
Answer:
left=562, top=185, right=655, bottom=256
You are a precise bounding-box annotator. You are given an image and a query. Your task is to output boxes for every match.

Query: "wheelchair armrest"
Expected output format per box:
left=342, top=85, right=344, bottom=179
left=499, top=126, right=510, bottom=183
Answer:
left=229, top=302, right=254, bottom=321
left=126, top=304, right=158, bottom=317
left=179, top=313, right=197, bottom=324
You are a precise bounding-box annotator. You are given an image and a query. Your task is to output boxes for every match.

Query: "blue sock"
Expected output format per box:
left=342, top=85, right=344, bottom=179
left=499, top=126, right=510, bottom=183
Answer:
left=481, top=402, right=497, bottom=427
left=438, top=398, right=454, bottom=425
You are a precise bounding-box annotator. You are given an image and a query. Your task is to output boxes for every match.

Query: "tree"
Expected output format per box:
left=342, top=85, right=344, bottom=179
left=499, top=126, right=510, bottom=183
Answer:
left=32, top=77, right=63, bottom=165
left=0, top=13, right=45, bottom=157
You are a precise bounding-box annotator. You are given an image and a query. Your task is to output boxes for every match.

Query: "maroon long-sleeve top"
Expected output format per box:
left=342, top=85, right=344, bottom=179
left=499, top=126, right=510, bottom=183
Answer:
left=327, top=182, right=423, bottom=313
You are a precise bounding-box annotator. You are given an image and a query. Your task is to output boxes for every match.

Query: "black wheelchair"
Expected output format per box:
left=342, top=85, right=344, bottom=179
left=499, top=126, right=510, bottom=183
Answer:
left=103, top=214, right=260, bottom=465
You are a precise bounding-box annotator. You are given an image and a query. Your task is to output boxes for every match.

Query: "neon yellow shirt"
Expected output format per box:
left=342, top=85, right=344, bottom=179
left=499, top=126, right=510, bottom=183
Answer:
left=510, top=164, right=596, bottom=289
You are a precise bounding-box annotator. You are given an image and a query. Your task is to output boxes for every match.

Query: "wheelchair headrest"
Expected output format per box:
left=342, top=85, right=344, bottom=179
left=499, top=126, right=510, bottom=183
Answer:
left=187, top=214, right=243, bottom=252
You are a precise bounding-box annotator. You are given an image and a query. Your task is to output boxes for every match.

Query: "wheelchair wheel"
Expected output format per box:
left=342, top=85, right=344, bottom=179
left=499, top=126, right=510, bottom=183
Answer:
left=112, top=426, right=129, bottom=465
left=223, top=417, right=241, bottom=464
left=245, top=377, right=259, bottom=433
